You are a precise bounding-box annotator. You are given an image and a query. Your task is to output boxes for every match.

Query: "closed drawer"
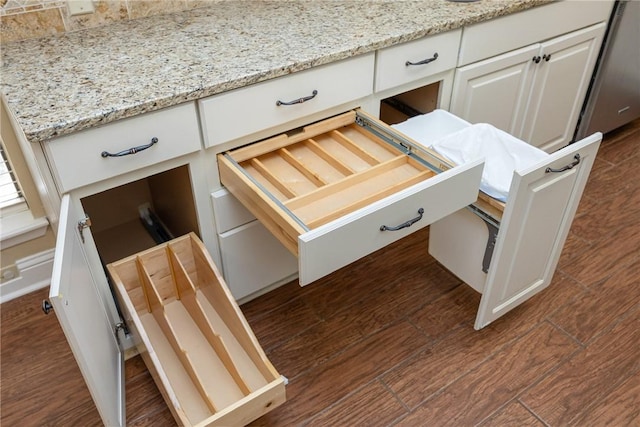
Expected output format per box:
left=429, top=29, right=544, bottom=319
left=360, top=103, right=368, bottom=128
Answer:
left=458, top=1, right=612, bottom=66
left=44, top=103, right=201, bottom=193
left=218, top=109, right=484, bottom=285
left=219, top=220, right=298, bottom=301
left=211, top=188, right=256, bottom=233
left=375, top=29, right=461, bottom=93
left=199, top=53, right=374, bottom=148
left=107, top=233, right=286, bottom=426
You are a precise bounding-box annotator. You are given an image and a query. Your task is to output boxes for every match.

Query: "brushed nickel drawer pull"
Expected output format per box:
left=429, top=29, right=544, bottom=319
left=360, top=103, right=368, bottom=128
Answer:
left=406, top=53, right=438, bottom=66
left=276, top=90, right=318, bottom=106
left=101, top=137, right=158, bottom=158
left=546, top=154, right=580, bottom=173
left=380, top=208, right=424, bottom=231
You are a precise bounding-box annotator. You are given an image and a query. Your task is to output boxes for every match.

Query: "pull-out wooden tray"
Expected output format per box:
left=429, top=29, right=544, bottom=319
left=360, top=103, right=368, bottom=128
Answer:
left=107, top=233, right=285, bottom=426
left=218, top=110, right=484, bottom=285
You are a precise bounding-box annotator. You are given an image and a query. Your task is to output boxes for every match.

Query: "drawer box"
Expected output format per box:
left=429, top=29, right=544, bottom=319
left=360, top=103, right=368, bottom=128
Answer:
left=106, top=233, right=286, bottom=426
left=218, top=109, right=484, bottom=285
left=199, top=53, right=374, bottom=148
left=375, top=29, right=461, bottom=93
left=44, top=103, right=201, bottom=193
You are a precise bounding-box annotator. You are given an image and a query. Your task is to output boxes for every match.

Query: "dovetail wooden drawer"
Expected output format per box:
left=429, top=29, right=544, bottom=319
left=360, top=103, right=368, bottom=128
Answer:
left=44, top=103, right=201, bottom=193
left=107, top=233, right=286, bottom=427
left=375, top=29, right=461, bottom=93
left=218, top=109, right=484, bottom=285
left=199, top=53, right=374, bottom=149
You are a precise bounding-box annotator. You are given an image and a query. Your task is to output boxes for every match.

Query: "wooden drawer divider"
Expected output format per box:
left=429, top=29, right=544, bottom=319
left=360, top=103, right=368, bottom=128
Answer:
left=227, top=111, right=439, bottom=230
left=122, top=235, right=275, bottom=415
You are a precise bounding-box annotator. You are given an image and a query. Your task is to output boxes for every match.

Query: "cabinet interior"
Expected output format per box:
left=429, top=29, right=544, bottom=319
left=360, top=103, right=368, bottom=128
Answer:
left=81, top=165, right=199, bottom=264
left=379, top=81, right=440, bottom=125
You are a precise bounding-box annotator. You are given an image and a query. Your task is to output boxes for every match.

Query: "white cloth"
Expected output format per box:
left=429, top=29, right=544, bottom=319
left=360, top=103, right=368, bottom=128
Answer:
left=393, top=115, right=548, bottom=201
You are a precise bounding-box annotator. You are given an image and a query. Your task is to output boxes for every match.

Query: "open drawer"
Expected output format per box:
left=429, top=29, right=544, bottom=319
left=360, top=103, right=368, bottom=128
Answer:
left=106, top=233, right=286, bottom=426
left=218, top=110, right=484, bottom=285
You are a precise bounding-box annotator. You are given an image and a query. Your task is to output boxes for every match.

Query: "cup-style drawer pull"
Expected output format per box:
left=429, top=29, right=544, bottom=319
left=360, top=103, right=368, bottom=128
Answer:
left=380, top=208, right=424, bottom=231
left=276, top=90, right=318, bottom=106
left=101, top=137, right=158, bottom=158
left=546, top=154, right=580, bottom=173
left=406, top=52, right=438, bottom=66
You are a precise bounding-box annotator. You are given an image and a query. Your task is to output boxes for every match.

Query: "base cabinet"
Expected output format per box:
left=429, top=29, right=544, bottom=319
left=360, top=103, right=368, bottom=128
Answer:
left=451, top=23, right=606, bottom=152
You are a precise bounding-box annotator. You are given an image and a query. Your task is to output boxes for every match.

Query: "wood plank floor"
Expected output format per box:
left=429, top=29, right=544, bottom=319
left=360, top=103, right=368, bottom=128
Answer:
left=2, top=119, right=639, bottom=426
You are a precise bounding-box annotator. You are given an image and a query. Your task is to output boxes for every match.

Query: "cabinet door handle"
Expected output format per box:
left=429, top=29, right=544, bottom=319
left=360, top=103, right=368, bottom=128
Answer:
left=101, top=137, right=158, bottom=158
left=406, top=52, right=438, bottom=66
left=380, top=208, right=424, bottom=231
left=543, top=53, right=552, bottom=62
left=276, top=90, right=318, bottom=106
left=532, top=55, right=541, bottom=63
left=546, top=154, right=580, bottom=173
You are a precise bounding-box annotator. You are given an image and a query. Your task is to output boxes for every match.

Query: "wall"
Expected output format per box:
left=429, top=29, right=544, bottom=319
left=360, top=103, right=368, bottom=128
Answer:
left=0, top=0, right=214, bottom=44
left=1, top=101, right=56, bottom=301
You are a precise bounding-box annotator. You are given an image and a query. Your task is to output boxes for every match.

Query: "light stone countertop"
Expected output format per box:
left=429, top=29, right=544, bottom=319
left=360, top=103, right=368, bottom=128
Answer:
left=0, top=0, right=551, bottom=144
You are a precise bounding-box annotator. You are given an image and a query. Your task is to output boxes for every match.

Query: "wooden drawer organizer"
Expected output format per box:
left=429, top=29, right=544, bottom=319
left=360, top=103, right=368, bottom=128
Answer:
left=219, top=110, right=452, bottom=254
left=107, top=233, right=285, bottom=426
left=219, top=109, right=484, bottom=285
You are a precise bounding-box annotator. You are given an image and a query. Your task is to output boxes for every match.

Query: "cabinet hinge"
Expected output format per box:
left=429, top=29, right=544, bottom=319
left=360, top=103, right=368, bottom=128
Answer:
left=77, top=216, right=92, bottom=243
left=114, top=322, right=128, bottom=346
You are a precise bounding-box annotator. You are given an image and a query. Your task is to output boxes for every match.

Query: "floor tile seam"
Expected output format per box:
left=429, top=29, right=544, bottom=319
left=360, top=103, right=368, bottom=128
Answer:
left=294, top=323, right=433, bottom=424
left=262, top=315, right=327, bottom=354
left=517, top=397, right=553, bottom=427
left=278, top=318, right=430, bottom=383
left=567, top=363, right=640, bottom=427
left=298, top=378, right=410, bottom=427
left=383, top=320, right=556, bottom=415
left=576, top=301, right=640, bottom=347
left=507, top=328, right=586, bottom=426
left=518, top=314, right=640, bottom=426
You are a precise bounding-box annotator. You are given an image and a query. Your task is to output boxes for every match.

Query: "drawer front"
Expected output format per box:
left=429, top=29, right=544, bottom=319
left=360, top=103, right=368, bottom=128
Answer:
left=375, top=29, right=461, bottom=93
left=458, top=1, right=612, bottom=66
left=298, top=158, right=484, bottom=285
left=44, top=103, right=201, bottom=193
left=199, top=53, right=374, bottom=148
left=211, top=188, right=256, bottom=233
left=219, top=220, right=298, bottom=301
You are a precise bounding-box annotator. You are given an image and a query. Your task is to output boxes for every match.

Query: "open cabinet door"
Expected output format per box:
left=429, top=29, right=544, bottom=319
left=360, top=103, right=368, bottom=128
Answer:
left=475, top=133, right=601, bottom=329
left=49, top=195, right=125, bottom=426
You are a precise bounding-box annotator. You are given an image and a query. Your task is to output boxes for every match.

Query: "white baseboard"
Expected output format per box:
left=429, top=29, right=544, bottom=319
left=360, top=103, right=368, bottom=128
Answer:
left=0, top=248, right=54, bottom=303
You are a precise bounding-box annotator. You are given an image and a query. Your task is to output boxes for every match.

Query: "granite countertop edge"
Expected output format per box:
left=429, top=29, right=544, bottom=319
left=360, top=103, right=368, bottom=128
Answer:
left=0, top=0, right=552, bottom=144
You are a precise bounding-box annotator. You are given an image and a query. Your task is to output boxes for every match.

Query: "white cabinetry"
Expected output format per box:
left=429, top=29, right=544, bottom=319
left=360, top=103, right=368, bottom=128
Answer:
left=212, top=189, right=297, bottom=301
left=451, top=1, right=612, bottom=152
left=373, top=29, right=461, bottom=123
left=45, top=102, right=220, bottom=426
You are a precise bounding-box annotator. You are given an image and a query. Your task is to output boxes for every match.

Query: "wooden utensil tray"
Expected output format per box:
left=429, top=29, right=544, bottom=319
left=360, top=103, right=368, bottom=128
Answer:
left=218, top=110, right=455, bottom=255
left=107, top=233, right=285, bottom=426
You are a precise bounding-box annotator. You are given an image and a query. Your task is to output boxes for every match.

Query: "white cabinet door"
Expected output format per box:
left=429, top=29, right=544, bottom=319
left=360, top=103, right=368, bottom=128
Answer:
left=522, top=23, right=606, bottom=152
left=474, top=132, right=601, bottom=329
left=450, top=44, right=538, bottom=136
left=49, top=195, right=125, bottom=426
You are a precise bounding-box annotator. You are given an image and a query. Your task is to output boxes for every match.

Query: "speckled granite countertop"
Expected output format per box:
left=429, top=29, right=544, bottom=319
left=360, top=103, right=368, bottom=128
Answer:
left=1, top=0, right=551, bottom=144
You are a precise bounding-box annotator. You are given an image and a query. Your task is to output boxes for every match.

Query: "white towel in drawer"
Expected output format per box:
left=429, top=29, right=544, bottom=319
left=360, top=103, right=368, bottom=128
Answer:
left=375, top=29, right=461, bottom=93
left=218, top=109, right=484, bottom=285
left=44, top=103, right=201, bottom=193
left=199, top=53, right=374, bottom=148
left=393, top=111, right=548, bottom=202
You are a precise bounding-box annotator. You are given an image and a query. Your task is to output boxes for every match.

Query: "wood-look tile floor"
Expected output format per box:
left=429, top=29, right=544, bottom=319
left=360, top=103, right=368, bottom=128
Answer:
left=2, top=119, right=639, bottom=426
